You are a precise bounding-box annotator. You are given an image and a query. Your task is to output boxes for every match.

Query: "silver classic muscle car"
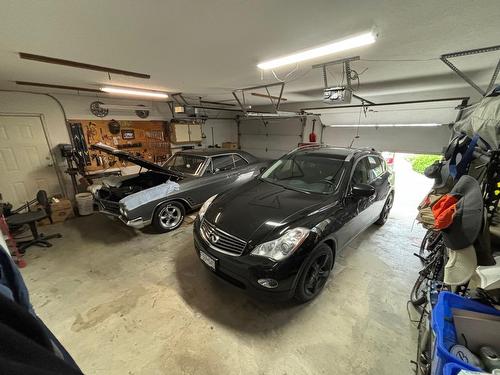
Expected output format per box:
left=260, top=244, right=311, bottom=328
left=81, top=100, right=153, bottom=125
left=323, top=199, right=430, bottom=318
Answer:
left=89, top=143, right=267, bottom=232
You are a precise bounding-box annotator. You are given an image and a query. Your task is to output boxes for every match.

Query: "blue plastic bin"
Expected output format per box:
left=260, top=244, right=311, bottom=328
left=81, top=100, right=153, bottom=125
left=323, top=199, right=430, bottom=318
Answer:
left=443, top=363, right=483, bottom=375
left=432, top=292, right=500, bottom=375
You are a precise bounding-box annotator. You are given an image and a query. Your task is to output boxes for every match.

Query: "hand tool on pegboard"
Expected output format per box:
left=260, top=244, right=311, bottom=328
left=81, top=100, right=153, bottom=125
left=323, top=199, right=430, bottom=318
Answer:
left=0, top=215, right=26, bottom=268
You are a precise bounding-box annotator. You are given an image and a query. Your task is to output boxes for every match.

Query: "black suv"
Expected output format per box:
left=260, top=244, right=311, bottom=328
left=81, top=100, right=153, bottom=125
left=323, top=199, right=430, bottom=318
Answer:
left=193, top=145, right=395, bottom=302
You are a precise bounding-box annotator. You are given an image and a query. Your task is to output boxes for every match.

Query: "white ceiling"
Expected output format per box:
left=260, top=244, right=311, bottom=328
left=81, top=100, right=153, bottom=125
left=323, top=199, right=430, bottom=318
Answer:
left=1, top=0, right=499, bottom=106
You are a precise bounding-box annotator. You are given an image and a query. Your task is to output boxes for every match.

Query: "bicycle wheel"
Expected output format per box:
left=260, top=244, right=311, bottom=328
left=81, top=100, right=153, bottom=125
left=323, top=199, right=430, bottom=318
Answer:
left=419, top=230, right=440, bottom=265
left=411, top=245, right=445, bottom=309
left=411, top=273, right=428, bottom=308
left=416, top=309, right=432, bottom=375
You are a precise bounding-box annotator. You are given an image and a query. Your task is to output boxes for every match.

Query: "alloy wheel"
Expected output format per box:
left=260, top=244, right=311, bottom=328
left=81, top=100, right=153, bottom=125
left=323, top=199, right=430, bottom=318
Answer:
left=304, top=253, right=332, bottom=297
left=381, top=193, right=393, bottom=221
left=159, top=204, right=183, bottom=229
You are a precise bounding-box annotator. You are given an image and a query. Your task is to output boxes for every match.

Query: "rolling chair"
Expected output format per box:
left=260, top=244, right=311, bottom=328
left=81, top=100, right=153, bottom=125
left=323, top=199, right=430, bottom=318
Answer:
left=7, top=190, right=62, bottom=253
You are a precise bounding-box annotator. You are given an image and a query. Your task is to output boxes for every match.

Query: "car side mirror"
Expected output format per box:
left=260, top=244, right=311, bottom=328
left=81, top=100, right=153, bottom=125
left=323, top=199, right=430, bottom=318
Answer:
left=351, top=183, right=375, bottom=197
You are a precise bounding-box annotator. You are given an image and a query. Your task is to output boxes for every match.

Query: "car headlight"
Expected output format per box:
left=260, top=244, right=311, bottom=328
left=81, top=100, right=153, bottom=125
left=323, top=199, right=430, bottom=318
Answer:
left=198, top=194, right=217, bottom=219
left=251, top=227, right=310, bottom=261
left=119, top=205, right=127, bottom=217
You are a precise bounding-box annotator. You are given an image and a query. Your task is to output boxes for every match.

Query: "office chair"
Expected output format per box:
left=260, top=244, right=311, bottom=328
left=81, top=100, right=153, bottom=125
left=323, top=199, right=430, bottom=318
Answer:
left=7, top=191, right=62, bottom=253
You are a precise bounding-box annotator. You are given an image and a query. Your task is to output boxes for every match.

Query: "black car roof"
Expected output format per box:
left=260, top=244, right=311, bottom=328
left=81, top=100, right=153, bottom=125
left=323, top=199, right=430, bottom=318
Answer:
left=293, top=145, right=380, bottom=160
left=178, top=148, right=244, bottom=156
left=178, top=149, right=258, bottom=163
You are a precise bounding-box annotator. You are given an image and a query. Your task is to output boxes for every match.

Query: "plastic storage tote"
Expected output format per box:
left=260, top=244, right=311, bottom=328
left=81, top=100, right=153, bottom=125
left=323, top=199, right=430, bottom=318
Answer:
left=443, top=363, right=484, bottom=375
left=431, top=292, right=500, bottom=375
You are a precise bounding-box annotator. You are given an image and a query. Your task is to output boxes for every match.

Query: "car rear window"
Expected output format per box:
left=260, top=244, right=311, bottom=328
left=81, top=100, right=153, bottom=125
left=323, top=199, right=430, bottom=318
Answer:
left=163, top=154, right=205, bottom=175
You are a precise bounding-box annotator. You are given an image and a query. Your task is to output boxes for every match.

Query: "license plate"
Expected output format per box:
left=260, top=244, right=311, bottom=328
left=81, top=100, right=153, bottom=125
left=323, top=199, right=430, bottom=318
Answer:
left=199, top=250, right=216, bottom=271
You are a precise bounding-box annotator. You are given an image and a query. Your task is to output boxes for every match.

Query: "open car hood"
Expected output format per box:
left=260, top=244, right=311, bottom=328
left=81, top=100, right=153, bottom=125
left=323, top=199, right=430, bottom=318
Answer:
left=91, top=142, right=183, bottom=178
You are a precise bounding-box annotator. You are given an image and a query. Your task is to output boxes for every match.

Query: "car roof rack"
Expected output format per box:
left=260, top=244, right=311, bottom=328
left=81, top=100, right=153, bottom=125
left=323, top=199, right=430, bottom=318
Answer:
left=288, top=143, right=360, bottom=156
left=354, top=146, right=377, bottom=152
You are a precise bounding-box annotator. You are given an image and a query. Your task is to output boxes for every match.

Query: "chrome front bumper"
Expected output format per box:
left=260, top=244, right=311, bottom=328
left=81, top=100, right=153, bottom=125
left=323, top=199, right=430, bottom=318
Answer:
left=98, top=208, right=151, bottom=229
left=121, top=216, right=151, bottom=229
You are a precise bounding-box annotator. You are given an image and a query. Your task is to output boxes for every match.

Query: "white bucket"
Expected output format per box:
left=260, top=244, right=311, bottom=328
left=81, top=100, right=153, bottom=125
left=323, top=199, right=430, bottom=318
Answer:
left=75, top=192, right=94, bottom=216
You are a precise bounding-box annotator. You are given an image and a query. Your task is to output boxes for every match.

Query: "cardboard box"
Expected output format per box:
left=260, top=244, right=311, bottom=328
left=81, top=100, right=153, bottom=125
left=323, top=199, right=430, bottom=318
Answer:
left=39, top=198, right=74, bottom=225
left=222, top=142, right=238, bottom=149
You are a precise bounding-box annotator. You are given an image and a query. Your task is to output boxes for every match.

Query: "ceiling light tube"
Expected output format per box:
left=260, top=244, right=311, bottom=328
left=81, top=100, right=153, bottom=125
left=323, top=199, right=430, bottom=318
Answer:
left=325, top=123, right=442, bottom=128
left=98, top=104, right=152, bottom=111
left=257, top=31, right=377, bottom=70
left=101, top=86, right=168, bottom=99
left=245, top=111, right=300, bottom=117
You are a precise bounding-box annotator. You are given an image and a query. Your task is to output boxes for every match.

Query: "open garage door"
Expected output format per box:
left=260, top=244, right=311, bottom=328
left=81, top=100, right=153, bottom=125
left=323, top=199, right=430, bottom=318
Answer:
left=317, top=99, right=464, bottom=154
left=239, top=118, right=303, bottom=159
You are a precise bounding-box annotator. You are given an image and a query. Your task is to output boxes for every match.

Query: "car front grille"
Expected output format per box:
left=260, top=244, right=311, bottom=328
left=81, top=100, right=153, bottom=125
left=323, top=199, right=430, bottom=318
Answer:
left=200, top=219, right=247, bottom=256
left=98, top=199, right=120, bottom=215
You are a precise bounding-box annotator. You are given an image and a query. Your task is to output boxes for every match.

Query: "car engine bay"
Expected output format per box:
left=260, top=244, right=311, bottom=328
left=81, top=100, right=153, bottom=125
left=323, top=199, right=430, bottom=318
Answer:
left=95, top=171, right=182, bottom=202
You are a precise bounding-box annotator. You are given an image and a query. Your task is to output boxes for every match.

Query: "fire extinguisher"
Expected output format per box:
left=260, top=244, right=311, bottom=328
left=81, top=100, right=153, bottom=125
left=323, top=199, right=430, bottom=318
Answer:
left=309, top=119, right=317, bottom=142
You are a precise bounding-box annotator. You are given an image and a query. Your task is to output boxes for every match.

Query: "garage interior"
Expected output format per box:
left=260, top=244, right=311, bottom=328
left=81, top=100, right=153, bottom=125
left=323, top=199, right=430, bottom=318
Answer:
left=1, top=1, right=500, bottom=374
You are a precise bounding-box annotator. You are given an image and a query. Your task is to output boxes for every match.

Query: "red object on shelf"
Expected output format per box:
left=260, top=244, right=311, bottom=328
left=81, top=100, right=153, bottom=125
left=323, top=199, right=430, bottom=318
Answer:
left=0, top=215, right=26, bottom=268
left=309, top=132, right=317, bottom=142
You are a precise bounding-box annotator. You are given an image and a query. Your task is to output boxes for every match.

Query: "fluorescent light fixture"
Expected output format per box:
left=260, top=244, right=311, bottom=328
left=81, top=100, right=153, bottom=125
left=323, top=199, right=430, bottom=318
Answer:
left=101, top=86, right=168, bottom=99
left=99, top=103, right=152, bottom=111
left=245, top=111, right=300, bottom=117
left=326, top=123, right=442, bottom=128
left=257, top=31, right=377, bottom=70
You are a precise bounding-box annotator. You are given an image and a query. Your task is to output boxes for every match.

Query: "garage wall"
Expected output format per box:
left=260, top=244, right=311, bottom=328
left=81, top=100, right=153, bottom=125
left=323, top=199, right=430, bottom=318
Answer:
left=0, top=91, right=237, bottom=197
left=55, top=94, right=172, bottom=121
left=58, top=94, right=237, bottom=150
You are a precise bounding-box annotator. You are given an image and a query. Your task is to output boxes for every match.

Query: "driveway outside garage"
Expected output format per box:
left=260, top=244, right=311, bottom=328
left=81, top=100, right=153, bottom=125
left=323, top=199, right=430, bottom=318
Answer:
left=20, top=156, right=433, bottom=375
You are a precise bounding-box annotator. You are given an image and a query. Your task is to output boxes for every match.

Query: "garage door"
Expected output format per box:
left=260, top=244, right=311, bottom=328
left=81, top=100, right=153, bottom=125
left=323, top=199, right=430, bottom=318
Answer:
left=0, top=115, right=61, bottom=208
left=322, top=125, right=452, bottom=154
left=318, top=100, right=460, bottom=154
left=239, top=118, right=303, bottom=159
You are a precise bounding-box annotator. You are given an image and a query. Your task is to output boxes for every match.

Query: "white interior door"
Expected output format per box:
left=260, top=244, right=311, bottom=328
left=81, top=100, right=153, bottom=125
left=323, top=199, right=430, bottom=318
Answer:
left=0, top=115, right=61, bottom=208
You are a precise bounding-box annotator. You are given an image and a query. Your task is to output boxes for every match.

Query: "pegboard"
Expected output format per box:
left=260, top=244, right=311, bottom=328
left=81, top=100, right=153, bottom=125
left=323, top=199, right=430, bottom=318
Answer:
left=67, top=119, right=171, bottom=172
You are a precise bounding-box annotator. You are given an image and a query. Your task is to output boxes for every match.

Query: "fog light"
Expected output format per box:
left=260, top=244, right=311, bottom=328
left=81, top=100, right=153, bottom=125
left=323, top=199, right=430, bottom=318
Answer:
left=257, top=278, right=278, bottom=289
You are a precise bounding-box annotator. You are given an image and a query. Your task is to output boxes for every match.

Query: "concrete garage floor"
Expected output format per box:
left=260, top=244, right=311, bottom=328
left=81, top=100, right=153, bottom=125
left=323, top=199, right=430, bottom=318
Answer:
left=21, top=156, right=431, bottom=375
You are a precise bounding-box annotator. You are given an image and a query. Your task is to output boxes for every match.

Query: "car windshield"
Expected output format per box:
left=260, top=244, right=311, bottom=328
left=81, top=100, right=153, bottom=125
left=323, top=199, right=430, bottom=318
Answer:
left=163, top=154, right=206, bottom=175
left=261, top=152, right=346, bottom=194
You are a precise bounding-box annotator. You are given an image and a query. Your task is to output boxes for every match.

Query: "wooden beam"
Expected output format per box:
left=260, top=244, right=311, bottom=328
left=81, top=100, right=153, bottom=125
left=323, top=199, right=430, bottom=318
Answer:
left=19, top=52, right=150, bottom=79
left=16, top=81, right=101, bottom=93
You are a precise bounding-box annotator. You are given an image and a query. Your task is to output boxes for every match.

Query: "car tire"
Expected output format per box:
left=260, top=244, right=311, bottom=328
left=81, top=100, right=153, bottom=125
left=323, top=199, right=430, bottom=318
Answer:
left=294, top=244, right=334, bottom=303
left=375, top=192, right=394, bottom=226
left=152, top=201, right=185, bottom=233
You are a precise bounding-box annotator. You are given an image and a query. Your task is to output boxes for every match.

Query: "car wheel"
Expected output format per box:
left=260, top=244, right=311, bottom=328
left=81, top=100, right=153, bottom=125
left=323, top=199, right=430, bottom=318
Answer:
left=375, top=192, right=394, bottom=226
left=294, top=244, right=334, bottom=303
left=152, top=201, right=185, bottom=233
